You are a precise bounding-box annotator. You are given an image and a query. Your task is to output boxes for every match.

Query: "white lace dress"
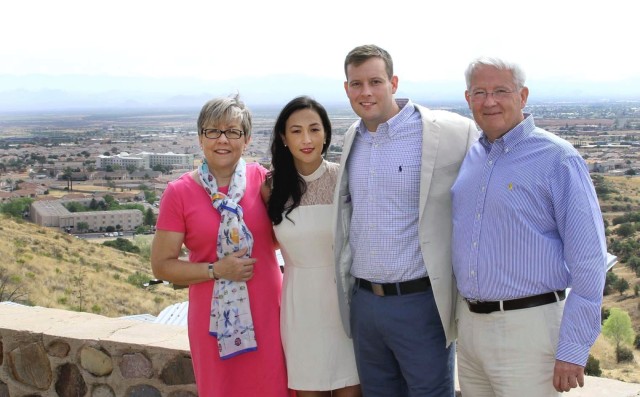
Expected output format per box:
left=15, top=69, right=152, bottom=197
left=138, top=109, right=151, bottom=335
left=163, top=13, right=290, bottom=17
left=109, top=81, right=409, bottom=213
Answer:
left=274, top=160, right=359, bottom=390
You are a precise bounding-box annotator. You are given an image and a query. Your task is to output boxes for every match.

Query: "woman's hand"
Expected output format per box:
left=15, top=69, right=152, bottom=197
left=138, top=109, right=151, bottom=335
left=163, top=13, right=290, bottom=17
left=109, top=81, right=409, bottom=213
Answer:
left=215, top=247, right=257, bottom=282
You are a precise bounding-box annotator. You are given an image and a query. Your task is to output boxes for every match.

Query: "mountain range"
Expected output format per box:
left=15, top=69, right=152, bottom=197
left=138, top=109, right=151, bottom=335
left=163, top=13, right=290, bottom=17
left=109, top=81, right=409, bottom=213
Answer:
left=1, top=74, right=639, bottom=112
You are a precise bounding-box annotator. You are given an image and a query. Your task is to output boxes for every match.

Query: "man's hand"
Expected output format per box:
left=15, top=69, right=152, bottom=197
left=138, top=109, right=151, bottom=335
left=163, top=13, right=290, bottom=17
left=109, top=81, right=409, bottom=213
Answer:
left=553, top=359, right=585, bottom=392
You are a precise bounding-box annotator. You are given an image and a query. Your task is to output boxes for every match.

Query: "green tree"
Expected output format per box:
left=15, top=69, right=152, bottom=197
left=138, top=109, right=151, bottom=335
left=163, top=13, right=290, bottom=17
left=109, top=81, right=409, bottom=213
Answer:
left=135, top=225, right=148, bottom=235
left=152, top=164, right=169, bottom=173
left=602, top=308, right=635, bottom=356
left=76, top=222, right=89, bottom=233
left=103, top=195, right=116, bottom=209
left=0, top=198, right=34, bottom=219
left=89, top=198, right=99, bottom=210
left=64, top=202, right=86, bottom=213
left=144, top=207, right=155, bottom=226
left=143, top=190, right=157, bottom=204
left=62, top=167, right=73, bottom=191
left=614, top=277, right=630, bottom=295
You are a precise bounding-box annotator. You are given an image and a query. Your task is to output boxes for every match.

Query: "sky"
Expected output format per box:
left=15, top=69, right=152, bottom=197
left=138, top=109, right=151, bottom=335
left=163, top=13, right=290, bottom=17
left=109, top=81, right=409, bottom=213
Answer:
left=1, top=0, right=639, bottom=110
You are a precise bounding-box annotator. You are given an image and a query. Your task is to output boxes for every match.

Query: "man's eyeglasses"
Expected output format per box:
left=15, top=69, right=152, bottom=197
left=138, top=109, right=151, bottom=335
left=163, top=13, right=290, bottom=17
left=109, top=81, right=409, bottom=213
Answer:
left=470, top=88, right=515, bottom=103
left=201, top=128, right=245, bottom=139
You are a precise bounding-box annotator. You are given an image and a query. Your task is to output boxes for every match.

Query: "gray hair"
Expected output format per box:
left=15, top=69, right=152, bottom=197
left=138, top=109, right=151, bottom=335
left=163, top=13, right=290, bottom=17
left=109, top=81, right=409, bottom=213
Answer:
left=464, top=57, right=526, bottom=90
left=197, top=93, right=253, bottom=139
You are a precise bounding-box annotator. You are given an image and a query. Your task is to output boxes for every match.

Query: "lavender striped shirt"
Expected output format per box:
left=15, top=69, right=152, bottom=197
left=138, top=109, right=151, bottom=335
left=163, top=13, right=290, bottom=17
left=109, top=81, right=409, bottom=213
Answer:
left=347, top=99, right=427, bottom=282
left=451, top=114, right=607, bottom=366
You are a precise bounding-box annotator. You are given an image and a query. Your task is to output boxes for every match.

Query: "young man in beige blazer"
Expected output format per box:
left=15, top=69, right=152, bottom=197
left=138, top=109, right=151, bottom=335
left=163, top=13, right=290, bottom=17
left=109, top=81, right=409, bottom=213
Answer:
left=334, top=44, right=478, bottom=396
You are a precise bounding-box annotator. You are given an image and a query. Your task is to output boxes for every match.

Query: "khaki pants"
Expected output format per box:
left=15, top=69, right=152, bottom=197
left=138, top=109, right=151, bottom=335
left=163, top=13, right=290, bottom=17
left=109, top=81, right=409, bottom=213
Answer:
left=456, top=299, right=565, bottom=397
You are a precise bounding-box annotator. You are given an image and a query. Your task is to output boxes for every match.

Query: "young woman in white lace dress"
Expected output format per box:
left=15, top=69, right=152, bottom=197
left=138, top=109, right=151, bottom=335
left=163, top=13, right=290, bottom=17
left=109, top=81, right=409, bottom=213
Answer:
left=263, top=96, right=360, bottom=397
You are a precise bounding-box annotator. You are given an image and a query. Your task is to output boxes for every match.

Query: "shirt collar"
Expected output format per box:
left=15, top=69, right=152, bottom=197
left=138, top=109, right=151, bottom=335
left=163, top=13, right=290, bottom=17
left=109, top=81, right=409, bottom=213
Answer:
left=479, top=113, right=535, bottom=151
left=356, top=98, right=415, bottom=137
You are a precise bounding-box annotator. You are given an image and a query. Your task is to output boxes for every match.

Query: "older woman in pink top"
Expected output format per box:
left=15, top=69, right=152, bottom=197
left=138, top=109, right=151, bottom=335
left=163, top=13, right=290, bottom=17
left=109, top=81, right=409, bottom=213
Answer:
left=151, top=94, right=289, bottom=396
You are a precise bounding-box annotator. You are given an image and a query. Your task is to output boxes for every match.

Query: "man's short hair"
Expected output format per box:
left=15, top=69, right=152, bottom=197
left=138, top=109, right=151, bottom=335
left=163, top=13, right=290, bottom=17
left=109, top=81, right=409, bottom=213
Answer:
left=344, top=44, right=394, bottom=80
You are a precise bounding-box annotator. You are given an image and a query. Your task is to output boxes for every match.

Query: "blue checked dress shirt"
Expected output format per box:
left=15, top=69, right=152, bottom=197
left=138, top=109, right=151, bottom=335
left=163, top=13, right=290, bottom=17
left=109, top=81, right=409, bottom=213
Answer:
left=347, top=99, right=428, bottom=283
left=451, top=114, right=607, bottom=366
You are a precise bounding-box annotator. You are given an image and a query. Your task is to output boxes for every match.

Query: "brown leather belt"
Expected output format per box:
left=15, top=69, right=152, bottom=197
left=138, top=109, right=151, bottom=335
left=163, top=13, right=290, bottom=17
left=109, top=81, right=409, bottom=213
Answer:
left=465, top=290, right=566, bottom=314
left=356, top=277, right=431, bottom=297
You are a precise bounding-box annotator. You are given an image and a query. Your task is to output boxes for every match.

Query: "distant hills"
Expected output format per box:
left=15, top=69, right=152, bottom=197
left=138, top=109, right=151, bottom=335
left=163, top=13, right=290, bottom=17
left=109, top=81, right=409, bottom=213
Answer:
left=1, top=73, right=640, bottom=112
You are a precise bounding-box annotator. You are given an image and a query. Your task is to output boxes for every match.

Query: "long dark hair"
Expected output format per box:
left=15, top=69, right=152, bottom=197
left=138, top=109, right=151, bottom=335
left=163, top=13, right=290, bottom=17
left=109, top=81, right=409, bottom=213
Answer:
left=267, top=96, right=332, bottom=225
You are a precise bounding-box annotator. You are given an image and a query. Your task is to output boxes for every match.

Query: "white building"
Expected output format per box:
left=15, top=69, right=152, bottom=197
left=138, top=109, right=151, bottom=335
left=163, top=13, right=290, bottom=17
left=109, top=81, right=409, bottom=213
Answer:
left=30, top=199, right=143, bottom=232
left=96, top=152, right=149, bottom=170
left=96, top=152, right=194, bottom=171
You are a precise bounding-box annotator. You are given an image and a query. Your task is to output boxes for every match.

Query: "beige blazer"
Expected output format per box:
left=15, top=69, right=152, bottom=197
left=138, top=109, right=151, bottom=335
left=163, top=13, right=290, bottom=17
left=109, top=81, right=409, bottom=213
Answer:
left=333, top=104, right=478, bottom=346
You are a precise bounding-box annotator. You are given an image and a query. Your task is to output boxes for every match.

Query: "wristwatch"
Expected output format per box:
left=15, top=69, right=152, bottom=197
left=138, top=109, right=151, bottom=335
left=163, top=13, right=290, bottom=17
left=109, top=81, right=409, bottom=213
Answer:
left=208, top=263, right=219, bottom=280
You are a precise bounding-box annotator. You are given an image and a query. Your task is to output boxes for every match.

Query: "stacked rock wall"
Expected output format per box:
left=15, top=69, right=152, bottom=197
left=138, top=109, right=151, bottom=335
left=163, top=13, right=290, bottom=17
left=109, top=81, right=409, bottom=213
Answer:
left=0, top=304, right=197, bottom=396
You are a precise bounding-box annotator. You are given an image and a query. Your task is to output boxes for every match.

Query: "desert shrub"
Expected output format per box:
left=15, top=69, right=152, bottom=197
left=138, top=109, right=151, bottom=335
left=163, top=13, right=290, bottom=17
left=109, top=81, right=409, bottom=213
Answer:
left=601, top=307, right=610, bottom=324
left=634, top=334, right=640, bottom=350
left=103, top=238, right=140, bottom=254
left=584, top=354, right=602, bottom=377
left=127, top=271, right=150, bottom=288
left=628, top=256, right=640, bottom=272
left=616, top=223, right=635, bottom=237
left=616, top=346, right=634, bottom=363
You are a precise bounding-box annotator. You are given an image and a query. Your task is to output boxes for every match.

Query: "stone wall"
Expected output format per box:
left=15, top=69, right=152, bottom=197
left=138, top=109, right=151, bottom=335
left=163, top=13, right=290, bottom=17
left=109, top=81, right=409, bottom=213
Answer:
left=0, top=304, right=197, bottom=397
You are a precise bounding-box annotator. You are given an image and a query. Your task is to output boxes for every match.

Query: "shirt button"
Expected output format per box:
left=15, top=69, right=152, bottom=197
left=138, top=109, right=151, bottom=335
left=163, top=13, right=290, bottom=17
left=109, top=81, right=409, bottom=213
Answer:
left=473, top=242, right=477, bottom=247
left=505, top=148, right=510, bottom=153
left=471, top=271, right=475, bottom=276
left=488, top=160, right=493, bottom=165
left=476, top=213, right=481, bottom=219
left=481, top=186, right=486, bottom=191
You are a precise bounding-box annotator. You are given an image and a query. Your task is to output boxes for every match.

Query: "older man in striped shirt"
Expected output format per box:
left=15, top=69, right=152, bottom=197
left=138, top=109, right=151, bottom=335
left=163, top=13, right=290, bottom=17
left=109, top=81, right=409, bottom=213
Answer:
left=451, top=57, right=607, bottom=397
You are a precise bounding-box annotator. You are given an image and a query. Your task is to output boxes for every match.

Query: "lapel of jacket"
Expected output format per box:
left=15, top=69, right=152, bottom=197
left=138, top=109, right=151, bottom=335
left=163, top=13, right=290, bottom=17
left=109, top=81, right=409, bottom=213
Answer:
left=336, top=120, right=359, bottom=196
left=417, top=105, right=440, bottom=224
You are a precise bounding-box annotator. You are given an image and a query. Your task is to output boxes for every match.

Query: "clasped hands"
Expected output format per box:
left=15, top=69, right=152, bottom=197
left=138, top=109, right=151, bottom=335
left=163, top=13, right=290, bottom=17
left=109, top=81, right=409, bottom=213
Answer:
left=214, top=247, right=256, bottom=282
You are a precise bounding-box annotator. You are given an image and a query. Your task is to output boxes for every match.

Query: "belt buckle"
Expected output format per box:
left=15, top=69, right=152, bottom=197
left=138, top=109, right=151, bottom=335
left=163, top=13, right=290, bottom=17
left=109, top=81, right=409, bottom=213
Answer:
left=466, top=299, right=479, bottom=307
left=371, top=283, right=385, bottom=297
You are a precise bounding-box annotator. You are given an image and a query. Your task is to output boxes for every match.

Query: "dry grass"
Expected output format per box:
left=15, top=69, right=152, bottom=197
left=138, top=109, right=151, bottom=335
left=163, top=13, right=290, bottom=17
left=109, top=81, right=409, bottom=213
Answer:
left=593, top=176, right=640, bottom=382
left=0, top=214, right=187, bottom=317
left=596, top=264, right=640, bottom=383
